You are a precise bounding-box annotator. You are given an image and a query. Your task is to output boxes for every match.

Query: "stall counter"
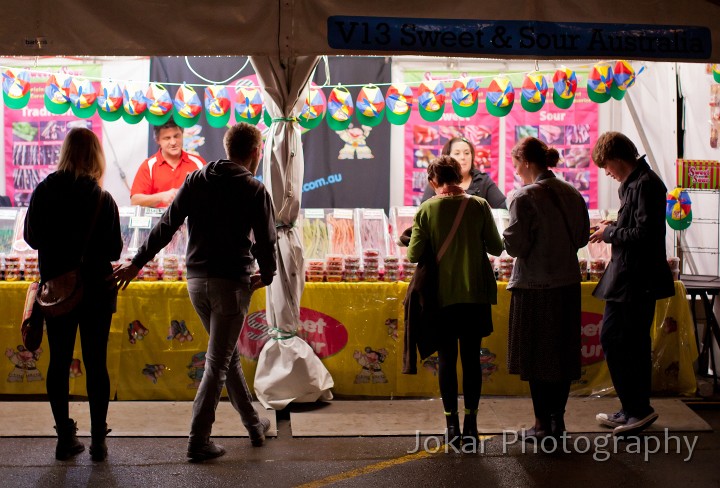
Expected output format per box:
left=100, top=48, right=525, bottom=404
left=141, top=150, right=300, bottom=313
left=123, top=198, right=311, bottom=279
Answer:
left=0, top=281, right=697, bottom=400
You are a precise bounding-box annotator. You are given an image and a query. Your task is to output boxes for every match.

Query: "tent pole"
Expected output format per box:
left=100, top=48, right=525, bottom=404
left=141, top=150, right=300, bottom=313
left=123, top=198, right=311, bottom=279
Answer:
left=624, top=91, right=662, bottom=175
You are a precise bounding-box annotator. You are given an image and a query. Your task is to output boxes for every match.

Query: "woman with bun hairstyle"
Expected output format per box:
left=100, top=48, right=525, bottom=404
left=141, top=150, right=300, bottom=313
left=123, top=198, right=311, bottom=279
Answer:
left=503, top=137, right=590, bottom=440
left=421, top=137, right=507, bottom=209
left=407, top=155, right=503, bottom=448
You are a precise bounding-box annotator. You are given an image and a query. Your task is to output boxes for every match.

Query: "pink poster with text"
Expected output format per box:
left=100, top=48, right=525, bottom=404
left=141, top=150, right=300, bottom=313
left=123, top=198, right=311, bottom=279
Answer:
left=4, top=66, right=102, bottom=207
left=505, top=88, right=599, bottom=209
left=403, top=88, right=501, bottom=206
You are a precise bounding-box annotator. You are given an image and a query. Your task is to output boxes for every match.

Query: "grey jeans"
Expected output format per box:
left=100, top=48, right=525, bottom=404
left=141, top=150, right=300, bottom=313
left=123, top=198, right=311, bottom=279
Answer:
left=186, top=277, right=261, bottom=443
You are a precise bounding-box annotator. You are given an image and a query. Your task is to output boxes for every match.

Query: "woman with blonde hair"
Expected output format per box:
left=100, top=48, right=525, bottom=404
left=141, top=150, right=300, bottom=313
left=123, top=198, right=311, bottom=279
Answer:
left=24, top=128, right=122, bottom=461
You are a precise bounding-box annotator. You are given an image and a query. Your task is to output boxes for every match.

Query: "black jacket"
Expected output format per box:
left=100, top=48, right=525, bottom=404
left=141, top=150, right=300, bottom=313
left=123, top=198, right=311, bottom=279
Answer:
left=133, top=160, right=277, bottom=283
left=24, top=172, right=122, bottom=285
left=593, top=159, right=674, bottom=302
left=421, top=168, right=507, bottom=209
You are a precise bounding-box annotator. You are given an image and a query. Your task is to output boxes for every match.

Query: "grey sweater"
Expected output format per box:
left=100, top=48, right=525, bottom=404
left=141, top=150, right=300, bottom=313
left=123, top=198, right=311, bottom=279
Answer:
left=503, top=171, right=590, bottom=289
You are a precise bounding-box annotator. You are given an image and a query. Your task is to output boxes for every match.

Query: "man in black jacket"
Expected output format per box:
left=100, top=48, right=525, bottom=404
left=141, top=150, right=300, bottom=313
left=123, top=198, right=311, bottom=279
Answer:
left=113, top=123, right=277, bottom=461
left=589, top=132, right=674, bottom=437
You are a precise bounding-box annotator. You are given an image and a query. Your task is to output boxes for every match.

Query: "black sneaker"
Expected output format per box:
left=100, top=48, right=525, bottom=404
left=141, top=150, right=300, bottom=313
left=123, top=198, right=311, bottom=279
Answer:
left=596, top=410, right=627, bottom=428
left=187, top=441, right=226, bottom=462
left=249, top=417, right=271, bottom=447
left=613, top=411, right=659, bottom=437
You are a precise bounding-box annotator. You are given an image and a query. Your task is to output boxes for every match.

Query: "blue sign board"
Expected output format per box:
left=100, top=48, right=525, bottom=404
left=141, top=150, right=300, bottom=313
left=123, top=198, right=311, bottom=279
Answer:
left=327, top=16, right=712, bottom=59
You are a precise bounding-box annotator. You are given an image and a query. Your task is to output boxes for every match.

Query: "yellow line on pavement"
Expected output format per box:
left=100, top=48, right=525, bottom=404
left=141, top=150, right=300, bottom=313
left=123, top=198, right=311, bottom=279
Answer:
left=295, top=449, right=434, bottom=488
left=295, top=436, right=494, bottom=488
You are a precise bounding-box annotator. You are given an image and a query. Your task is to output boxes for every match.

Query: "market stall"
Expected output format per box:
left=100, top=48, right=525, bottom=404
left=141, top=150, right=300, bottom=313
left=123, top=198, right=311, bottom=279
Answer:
left=1, top=1, right=719, bottom=408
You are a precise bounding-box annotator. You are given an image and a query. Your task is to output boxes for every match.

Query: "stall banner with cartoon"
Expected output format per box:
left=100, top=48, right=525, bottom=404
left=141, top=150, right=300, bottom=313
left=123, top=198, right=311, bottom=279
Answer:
left=238, top=282, right=398, bottom=396
left=505, top=88, right=599, bottom=208
left=115, top=282, right=206, bottom=400
left=402, top=70, right=501, bottom=206
left=3, top=65, right=103, bottom=207
left=0, top=281, right=697, bottom=398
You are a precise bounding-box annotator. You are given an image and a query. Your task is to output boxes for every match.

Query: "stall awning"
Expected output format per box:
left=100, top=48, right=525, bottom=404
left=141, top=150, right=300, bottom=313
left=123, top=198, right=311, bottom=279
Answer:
left=2, top=1, right=719, bottom=62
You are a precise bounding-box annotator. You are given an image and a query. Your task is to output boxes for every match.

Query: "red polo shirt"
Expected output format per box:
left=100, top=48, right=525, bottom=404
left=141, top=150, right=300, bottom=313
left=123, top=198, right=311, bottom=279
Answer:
left=131, top=149, right=207, bottom=201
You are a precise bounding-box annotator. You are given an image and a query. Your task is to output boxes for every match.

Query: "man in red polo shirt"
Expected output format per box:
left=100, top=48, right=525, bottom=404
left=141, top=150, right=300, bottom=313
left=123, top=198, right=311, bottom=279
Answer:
left=130, top=120, right=207, bottom=207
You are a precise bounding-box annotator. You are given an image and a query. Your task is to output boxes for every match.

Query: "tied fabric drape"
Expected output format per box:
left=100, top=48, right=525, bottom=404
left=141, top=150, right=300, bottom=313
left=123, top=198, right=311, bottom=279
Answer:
left=249, top=56, right=333, bottom=409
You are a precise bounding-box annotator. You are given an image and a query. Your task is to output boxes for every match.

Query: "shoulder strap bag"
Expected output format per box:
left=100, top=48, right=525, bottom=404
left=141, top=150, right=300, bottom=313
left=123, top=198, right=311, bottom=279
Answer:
left=36, top=189, right=104, bottom=318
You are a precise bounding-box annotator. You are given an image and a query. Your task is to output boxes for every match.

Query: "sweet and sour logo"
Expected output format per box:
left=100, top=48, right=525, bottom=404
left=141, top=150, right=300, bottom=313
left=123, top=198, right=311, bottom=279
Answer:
left=238, top=308, right=349, bottom=360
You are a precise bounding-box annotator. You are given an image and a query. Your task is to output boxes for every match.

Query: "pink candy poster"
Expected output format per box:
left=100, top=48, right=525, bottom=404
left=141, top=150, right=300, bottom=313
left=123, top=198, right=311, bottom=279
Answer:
left=505, top=88, right=599, bottom=208
left=403, top=87, right=501, bottom=206
left=4, top=65, right=103, bottom=206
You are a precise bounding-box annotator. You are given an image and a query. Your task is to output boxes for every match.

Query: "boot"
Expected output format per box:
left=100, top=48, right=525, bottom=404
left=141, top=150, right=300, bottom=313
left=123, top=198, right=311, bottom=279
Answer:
left=461, top=409, right=479, bottom=447
left=90, top=424, right=112, bottom=462
left=550, top=412, right=567, bottom=438
left=444, top=412, right=461, bottom=449
left=521, top=416, right=551, bottom=443
left=54, top=418, right=85, bottom=461
left=187, top=438, right=226, bottom=462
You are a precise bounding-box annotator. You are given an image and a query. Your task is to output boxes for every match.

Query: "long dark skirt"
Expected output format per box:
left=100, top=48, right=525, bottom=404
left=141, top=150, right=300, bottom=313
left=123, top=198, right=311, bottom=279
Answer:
left=508, top=283, right=582, bottom=382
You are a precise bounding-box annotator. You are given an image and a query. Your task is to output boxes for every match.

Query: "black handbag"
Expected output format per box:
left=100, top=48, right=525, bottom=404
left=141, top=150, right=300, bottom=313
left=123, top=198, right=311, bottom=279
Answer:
left=36, top=189, right=104, bottom=318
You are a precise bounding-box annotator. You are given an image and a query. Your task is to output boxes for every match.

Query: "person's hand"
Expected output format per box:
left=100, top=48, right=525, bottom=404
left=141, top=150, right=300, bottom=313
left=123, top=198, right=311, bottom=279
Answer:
left=112, top=262, right=141, bottom=290
left=589, top=223, right=609, bottom=243
left=249, top=274, right=266, bottom=292
left=159, top=188, right=177, bottom=207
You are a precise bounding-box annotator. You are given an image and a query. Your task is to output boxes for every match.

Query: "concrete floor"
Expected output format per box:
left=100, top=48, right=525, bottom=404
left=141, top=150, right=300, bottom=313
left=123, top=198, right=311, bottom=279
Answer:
left=0, top=401, right=718, bottom=488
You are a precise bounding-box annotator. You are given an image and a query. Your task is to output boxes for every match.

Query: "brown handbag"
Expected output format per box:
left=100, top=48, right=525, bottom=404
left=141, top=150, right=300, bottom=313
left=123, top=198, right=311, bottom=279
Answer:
left=36, top=190, right=103, bottom=318
left=21, top=281, right=44, bottom=350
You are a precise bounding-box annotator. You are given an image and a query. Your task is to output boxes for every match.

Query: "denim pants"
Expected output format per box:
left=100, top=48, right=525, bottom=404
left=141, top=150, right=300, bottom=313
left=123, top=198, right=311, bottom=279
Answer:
left=600, top=299, right=656, bottom=419
left=187, top=277, right=261, bottom=442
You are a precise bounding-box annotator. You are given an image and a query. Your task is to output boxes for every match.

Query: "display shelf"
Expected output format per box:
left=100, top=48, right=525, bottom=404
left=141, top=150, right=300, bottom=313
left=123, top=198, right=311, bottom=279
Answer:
left=674, top=188, right=720, bottom=277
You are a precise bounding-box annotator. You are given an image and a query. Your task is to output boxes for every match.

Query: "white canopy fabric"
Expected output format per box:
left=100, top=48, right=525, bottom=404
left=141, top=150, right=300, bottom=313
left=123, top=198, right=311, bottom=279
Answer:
left=3, top=1, right=719, bottom=63
left=249, top=56, right=334, bottom=409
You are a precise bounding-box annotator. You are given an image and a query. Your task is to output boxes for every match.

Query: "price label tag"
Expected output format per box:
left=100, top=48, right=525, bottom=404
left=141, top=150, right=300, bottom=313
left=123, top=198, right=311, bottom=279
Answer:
left=363, top=209, right=384, bottom=220
left=129, top=216, right=152, bottom=229
left=119, top=207, right=137, bottom=217
left=397, top=207, right=417, bottom=217
left=588, top=209, right=602, bottom=220
left=144, top=208, right=164, bottom=216
left=0, top=209, right=18, bottom=220
left=304, top=208, right=325, bottom=219
left=333, top=209, right=353, bottom=219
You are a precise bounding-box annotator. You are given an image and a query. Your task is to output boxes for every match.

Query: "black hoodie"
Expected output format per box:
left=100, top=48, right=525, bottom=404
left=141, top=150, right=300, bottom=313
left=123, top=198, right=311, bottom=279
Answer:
left=24, top=171, right=122, bottom=284
left=132, top=160, right=277, bottom=283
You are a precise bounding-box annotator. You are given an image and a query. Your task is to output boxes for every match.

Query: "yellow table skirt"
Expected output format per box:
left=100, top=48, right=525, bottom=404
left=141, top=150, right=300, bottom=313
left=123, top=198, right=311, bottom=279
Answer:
left=0, top=281, right=698, bottom=400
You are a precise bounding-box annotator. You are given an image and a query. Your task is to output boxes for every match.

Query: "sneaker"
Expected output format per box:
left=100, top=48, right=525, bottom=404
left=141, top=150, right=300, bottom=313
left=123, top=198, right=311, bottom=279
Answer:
left=596, top=410, right=627, bottom=428
left=187, top=440, right=226, bottom=462
left=613, top=411, right=659, bottom=437
left=249, top=417, right=271, bottom=447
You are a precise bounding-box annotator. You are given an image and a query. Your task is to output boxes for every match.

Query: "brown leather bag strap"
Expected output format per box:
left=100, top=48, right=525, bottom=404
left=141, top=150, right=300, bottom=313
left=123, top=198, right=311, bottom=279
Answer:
left=436, top=195, right=470, bottom=264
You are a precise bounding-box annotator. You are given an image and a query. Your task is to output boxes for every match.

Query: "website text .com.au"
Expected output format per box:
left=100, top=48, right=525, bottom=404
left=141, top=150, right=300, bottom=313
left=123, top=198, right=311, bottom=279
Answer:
left=302, top=173, right=343, bottom=193
left=406, top=429, right=699, bottom=461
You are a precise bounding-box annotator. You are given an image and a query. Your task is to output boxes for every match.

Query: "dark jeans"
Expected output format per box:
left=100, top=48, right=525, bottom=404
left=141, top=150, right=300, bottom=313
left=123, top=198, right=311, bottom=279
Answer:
left=186, top=277, right=261, bottom=443
left=600, top=299, right=656, bottom=419
left=436, top=303, right=489, bottom=414
left=45, top=289, right=113, bottom=432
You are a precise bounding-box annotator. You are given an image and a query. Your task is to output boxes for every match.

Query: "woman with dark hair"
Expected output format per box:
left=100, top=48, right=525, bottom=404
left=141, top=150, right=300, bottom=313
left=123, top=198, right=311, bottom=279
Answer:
left=421, top=137, right=506, bottom=209
left=503, top=136, right=590, bottom=440
left=24, top=128, right=122, bottom=461
left=407, top=155, right=502, bottom=448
